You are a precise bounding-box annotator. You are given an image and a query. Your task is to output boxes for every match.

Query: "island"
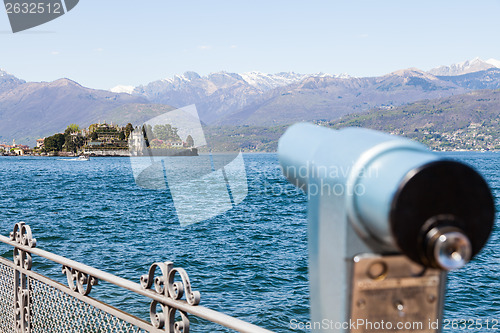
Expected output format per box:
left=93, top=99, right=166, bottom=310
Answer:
left=3, top=122, right=198, bottom=157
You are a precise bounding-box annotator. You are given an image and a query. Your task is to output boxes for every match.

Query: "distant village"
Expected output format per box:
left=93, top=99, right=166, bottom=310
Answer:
left=0, top=122, right=197, bottom=157
left=0, top=140, right=31, bottom=156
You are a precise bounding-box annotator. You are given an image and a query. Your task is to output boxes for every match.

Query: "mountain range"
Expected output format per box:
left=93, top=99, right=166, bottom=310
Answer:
left=428, top=57, right=500, bottom=76
left=1, top=58, right=500, bottom=146
left=204, top=88, right=500, bottom=152
left=327, top=88, right=500, bottom=149
left=123, top=60, right=500, bottom=126
left=0, top=69, right=25, bottom=94
left=0, top=75, right=150, bottom=144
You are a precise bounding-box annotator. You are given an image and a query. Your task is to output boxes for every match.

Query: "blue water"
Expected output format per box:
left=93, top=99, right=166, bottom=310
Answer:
left=0, top=152, right=498, bottom=332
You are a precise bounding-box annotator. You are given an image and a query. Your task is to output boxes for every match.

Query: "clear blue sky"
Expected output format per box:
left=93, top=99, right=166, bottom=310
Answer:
left=1, top=0, right=500, bottom=90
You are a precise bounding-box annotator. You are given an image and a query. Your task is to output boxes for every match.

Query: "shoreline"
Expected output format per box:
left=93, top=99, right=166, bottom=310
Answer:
left=2, top=149, right=498, bottom=158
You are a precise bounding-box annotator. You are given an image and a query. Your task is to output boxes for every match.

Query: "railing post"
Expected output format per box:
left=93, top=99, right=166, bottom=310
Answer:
left=140, top=261, right=201, bottom=332
left=10, top=222, right=37, bottom=333
left=0, top=222, right=275, bottom=333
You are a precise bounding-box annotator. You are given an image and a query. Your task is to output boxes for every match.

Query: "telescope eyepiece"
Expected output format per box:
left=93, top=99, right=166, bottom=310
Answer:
left=424, top=226, right=472, bottom=270
left=390, top=160, right=494, bottom=270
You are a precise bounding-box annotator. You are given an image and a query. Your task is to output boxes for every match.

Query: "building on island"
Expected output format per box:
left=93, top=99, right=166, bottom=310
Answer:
left=36, top=138, right=45, bottom=148
left=0, top=141, right=31, bottom=155
left=128, top=125, right=197, bottom=156
left=81, top=122, right=129, bottom=156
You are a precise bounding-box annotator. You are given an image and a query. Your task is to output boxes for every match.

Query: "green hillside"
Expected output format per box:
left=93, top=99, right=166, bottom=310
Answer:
left=106, top=103, right=176, bottom=126
left=203, top=125, right=285, bottom=152
left=206, top=89, right=500, bottom=152
left=325, top=89, right=500, bottom=151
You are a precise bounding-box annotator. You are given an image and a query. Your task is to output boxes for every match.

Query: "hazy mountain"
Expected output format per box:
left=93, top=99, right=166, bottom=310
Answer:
left=129, top=69, right=467, bottom=126
left=216, top=68, right=467, bottom=125
left=206, top=89, right=500, bottom=152
left=485, top=58, right=500, bottom=68
left=331, top=88, right=500, bottom=132
left=0, top=78, right=149, bottom=145
left=103, top=103, right=176, bottom=126
left=327, top=89, right=500, bottom=151
left=0, top=69, right=25, bottom=94
left=130, top=71, right=338, bottom=96
left=437, top=68, right=500, bottom=90
left=4, top=57, right=500, bottom=146
left=103, top=59, right=500, bottom=127
left=110, top=85, right=135, bottom=94
left=238, top=71, right=344, bottom=91
left=133, top=71, right=262, bottom=123
left=130, top=71, right=353, bottom=123
left=428, top=57, right=499, bottom=76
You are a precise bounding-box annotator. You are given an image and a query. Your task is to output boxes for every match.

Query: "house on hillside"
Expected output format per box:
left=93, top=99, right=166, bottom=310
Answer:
left=0, top=144, right=12, bottom=154
left=36, top=138, right=45, bottom=148
left=12, top=147, right=29, bottom=156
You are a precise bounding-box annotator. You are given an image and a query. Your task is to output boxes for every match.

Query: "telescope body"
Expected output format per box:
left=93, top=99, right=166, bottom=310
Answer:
left=278, top=123, right=494, bottom=332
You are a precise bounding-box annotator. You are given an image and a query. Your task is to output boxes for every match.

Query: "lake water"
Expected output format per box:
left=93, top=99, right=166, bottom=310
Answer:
left=0, top=152, right=498, bottom=332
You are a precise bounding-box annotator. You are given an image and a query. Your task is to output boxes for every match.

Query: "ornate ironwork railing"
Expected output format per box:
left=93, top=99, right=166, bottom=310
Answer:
left=0, top=222, right=273, bottom=333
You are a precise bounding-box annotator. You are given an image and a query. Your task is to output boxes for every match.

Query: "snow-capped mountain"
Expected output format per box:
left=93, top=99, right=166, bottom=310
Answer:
left=239, top=71, right=343, bottom=91
left=0, top=68, right=26, bottom=94
left=110, top=85, right=135, bottom=94
left=131, top=71, right=264, bottom=123
left=428, top=57, right=500, bottom=76
left=127, top=70, right=350, bottom=123
left=122, top=71, right=344, bottom=96
left=120, top=62, right=500, bottom=125
left=0, top=68, right=21, bottom=80
left=0, top=76, right=148, bottom=145
left=4, top=57, right=500, bottom=145
left=485, top=58, right=500, bottom=68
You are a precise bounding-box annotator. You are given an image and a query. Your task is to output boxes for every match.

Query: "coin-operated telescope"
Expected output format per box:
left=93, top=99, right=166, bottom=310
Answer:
left=278, top=123, right=495, bottom=332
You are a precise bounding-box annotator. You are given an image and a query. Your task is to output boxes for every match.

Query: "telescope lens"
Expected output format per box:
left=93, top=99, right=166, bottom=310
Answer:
left=390, top=160, right=494, bottom=269
left=432, top=230, right=472, bottom=270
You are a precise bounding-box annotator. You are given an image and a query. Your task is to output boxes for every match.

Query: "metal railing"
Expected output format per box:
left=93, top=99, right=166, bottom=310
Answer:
left=0, top=222, right=274, bottom=333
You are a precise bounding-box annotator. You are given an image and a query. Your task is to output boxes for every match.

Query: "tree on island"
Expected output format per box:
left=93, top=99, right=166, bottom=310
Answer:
left=64, top=124, right=84, bottom=153
left=66, top=124, right=80, bottom=133
left=124, top=123, right=134, bottom=139
left=186, top=135, right=194, bottom=147
left=142, top=124, right=154, bottom=147
left=44, top=134, right=65, bottom=152
left=153, top=124, right=181, bottom=141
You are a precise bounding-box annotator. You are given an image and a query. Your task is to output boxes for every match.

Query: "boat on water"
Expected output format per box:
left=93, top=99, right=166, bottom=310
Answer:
left=58, top=155, right=90, bottom=161
left=61, top=155, right=90, bottom=161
